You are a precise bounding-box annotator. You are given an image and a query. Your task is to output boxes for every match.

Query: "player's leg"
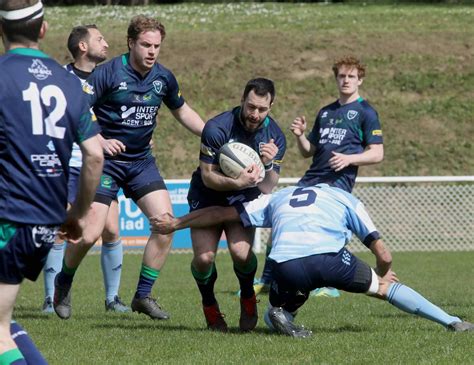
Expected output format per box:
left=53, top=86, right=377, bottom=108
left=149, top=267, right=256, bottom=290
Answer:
left=42, top=167, right=80, bottom=313
left=100, top=199, right=129, bottom=312
left=0, top=284, right=24, bottom=364
left=190, top=226, right=227, bottom=331
left=370, top=273, right=473, bottom=331
left=130, top=189, right=173, bottom=320
left=53, top=201, right=110, bottom=320
left=42, top=240, right=64, bottom=313
left=263, top=258, right=312, bottom=338
left=225, top=223, right=258, bottom=331
left=10, top=321, right=47, bottom=365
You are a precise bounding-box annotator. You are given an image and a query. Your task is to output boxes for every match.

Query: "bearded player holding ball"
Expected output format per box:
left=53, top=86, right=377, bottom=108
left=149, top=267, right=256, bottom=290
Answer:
left=186, top=78, right=286, bottom=332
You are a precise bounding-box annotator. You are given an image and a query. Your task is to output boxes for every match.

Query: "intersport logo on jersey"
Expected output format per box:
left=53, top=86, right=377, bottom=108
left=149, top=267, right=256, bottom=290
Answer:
left=120, top=105, right=158, bottom=127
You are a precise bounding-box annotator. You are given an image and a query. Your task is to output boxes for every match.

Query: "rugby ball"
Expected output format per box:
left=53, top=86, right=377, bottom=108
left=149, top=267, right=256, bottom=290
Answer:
left=218, top=142, right=265, bottom=180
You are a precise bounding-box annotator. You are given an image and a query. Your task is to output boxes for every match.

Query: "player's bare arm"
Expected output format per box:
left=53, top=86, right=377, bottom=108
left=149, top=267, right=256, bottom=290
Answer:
left=97, top=134, right=126, bottom=156
left=150, top=206, right=240, bottom=234
left=200, top=161, right=262, bottom=191
left=257, top=138, right=280, bottom=193
left=170, top=102, right=205, bottom=137
left=291, top=116, right=315, bottom=157
left=369, top=238, right=395, bottom=279
left=60, top=135, right=104, bottom=243
left=329, top=144, right=384, bottom=172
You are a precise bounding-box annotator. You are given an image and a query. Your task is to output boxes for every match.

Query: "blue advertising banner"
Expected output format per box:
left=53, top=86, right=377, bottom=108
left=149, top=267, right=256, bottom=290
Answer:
left=118, top=179, right=226, bottom=249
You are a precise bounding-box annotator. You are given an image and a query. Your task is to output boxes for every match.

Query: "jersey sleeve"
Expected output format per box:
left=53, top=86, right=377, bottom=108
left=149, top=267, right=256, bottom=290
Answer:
left=361, top=107, right=383, bottom=146
left=235, top=193, right=273, bottom=228
left=199, top=120, right=227, bottom=165
left=75, top=93, right=101, bottom=144
left=307, top=111, right=322, bottom=146
left=345, top=200, right=380, bottom=248
left=162, top=71, right=185, bottom=110
left=271, top=127, right=287, bottom=174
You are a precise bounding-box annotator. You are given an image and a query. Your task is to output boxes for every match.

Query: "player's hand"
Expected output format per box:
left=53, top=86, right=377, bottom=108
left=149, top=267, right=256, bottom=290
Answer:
left=57, top=212, right=86, bottom=244
left=101, top=138, right=126, bottom=156
left=150, top=212, right=176, bottom=235
left=259, top=138, right=278, bottom=165
left=382, top=269, right=399, bottom=283
left=237, top=163, right=262, bottom=188
left=290, top=116, right=307, bottom=137
left=329, top=151, right=354, bottom=172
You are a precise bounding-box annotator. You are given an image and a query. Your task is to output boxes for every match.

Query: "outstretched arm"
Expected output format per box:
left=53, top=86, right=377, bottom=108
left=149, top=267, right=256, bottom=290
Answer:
left=369, top=239, right=397, bottom=281
left=170, top=102, right=205, bottom=137
left=150, top=206, right=241, bottom=234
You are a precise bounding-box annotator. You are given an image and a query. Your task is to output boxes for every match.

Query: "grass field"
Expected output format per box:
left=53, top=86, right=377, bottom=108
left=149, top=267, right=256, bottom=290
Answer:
left=16, top=251, right=474, bottom=364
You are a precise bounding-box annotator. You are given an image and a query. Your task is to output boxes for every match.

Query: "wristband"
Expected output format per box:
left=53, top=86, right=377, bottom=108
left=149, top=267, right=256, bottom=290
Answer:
left=264, top=162, right=273, bottom=171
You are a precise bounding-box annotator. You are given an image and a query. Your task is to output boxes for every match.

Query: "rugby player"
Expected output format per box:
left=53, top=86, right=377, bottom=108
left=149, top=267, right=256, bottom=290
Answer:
left=0, top=0, right=103, bottom=362
left=42, top=24, right=130, bottom=314
left=256, top=56, right=384, bottom=298
left=151, top=184, right=474, bottom=337
left=186, top=78, right=286, bottom=332
left=53, top=15, right=205, bottom=321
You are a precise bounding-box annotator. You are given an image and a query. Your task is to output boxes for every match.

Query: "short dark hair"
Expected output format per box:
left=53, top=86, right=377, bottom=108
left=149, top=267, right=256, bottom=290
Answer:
left=67, top=24, right=98, bottom=59
left=0, top=0, right=44, bottom=43
left=243, top=78, right=275, bottom=104
left=127, top=15, right=165, bottom=49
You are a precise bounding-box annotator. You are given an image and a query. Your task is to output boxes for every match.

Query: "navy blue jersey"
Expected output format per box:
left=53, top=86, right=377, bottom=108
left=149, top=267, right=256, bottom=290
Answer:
left=0, top=49, right=100, bottom=225
left=298, top=97, right=383, bottom=192
left=189, top=107, right=286, bottom=202
left=84, top=54, right=185, bottom=160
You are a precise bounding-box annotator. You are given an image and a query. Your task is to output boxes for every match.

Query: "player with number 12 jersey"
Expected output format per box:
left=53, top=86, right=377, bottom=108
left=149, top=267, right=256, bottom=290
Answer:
left=0, top=49, right=100, bottom=225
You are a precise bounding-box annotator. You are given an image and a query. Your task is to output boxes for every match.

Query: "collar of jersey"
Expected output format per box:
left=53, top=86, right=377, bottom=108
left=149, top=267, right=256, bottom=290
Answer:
left=233, top=106, right=270, bottom=129
left=122, top=53, right=130, bottom=65
left=8, top=48, right=49, bottom=58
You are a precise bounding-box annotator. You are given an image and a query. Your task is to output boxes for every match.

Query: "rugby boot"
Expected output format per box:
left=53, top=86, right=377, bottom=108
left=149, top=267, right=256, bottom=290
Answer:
left=203, top=303, right=228, bottom=332
left=131, top=295, right=170, bottom=320
left=268, top=307, right=312, bottom=338
left=53, top=276, right=72, bottom=320
left=447, top=321, right=474, bottom=332
left=239, top=294, right=258, bottom=331
left=42, top=296, right=54, bottom=314
left=105, top=295, right=131, bottom=312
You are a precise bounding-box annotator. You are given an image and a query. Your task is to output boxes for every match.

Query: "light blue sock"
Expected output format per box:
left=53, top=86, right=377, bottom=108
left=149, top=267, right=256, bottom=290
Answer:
left=387, top=283, right=461, bottom=327
left=43, top=242, right=65, bottom=299
left=101, top=239, right=123, bottom=303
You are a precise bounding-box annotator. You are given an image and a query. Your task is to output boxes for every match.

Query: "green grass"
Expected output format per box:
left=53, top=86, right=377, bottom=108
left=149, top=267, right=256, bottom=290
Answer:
left=3, top=3, right=473, bottom=178
left=16, top=251, right=474, bottom=364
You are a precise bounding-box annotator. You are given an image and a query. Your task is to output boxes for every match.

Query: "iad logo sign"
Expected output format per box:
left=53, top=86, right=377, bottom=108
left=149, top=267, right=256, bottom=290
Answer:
left=153, top=80, right=163, bottom=94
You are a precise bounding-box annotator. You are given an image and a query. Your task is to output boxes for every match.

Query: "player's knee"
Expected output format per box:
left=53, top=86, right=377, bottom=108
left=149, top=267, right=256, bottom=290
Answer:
left=195, top=252, right=216, bottom=268
left=101, top=226, right=119, bottom=243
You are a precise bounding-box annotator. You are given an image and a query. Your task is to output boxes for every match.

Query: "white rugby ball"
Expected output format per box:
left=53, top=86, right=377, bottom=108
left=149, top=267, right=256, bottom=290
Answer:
left=218, top=142, right=265, bottom=180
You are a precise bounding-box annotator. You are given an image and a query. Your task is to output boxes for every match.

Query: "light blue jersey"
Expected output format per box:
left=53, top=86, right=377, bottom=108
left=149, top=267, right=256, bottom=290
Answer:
left=237, top=184, right=380, bottom=263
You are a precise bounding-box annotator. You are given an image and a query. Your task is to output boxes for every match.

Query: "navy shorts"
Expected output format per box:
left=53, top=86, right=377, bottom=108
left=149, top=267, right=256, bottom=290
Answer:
left=188, top=186, right=261, bottom=212
left=0, top=220, right=58, bottom=284
left=67, top=166, right=81, bottom=204
left=95, top=156, right=167, bottom=206
left=269, top=249, right=372, bottom=308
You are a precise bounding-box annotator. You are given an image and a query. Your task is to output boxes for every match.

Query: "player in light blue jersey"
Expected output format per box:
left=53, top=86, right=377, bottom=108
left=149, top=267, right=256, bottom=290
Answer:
left=41, top=24, right=129, bottom=314
left=151, top=183, right=474, bottom=337
left=53, top=15, right=205, bottom=321
left=0, top=1, right=103, bottom=363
